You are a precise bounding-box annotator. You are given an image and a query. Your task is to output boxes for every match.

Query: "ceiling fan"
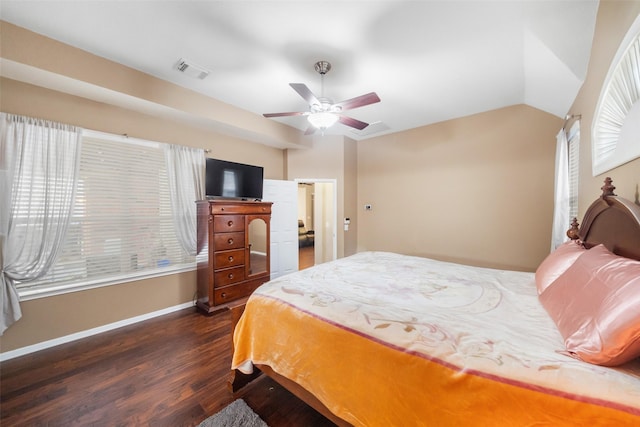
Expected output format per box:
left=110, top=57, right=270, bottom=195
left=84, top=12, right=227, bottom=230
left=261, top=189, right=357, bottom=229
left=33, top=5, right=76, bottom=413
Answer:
left=263, top=61, right=380, bottom=134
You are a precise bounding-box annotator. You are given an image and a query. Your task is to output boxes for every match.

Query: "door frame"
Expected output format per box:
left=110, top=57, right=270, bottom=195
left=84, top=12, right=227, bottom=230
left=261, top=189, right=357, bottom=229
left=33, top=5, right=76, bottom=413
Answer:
left=295, top=178, right=337, bottom=264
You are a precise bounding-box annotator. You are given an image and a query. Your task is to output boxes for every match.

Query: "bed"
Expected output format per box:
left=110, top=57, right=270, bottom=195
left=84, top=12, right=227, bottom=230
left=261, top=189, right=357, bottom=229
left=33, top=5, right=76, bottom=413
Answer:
left=230, top=178, right=640, bottom=426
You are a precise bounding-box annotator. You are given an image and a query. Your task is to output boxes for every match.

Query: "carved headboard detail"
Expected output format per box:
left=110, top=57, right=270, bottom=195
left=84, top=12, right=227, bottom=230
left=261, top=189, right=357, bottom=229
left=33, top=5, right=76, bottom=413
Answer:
left=568, top=178, right=640, bottom=261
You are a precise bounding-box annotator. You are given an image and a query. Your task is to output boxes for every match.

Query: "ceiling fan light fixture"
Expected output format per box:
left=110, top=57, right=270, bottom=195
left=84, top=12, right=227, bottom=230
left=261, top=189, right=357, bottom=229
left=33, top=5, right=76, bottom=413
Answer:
left=308, top=112, right=339, bottom=129
left=264, top=60, right=380, bottom=134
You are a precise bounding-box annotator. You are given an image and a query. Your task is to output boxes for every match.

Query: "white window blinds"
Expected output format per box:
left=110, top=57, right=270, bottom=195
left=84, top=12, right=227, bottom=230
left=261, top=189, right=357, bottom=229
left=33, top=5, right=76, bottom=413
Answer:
left=592, top=19, right=640, bottom=175
left=16, top=131, right=195, bottom=298
left=567, top=121, right=580, bottom=221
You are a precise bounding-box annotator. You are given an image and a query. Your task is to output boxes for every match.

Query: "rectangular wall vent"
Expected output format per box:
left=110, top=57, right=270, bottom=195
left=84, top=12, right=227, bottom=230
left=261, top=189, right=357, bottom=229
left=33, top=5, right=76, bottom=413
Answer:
left=175, top=58, right=210, bottom=80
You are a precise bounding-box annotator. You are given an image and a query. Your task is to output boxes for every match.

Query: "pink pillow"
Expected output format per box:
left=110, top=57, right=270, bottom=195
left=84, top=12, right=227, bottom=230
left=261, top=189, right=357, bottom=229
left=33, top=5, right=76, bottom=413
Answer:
left=539, top=244, right=640, bottom=366
left=535, top=241, right=586, bottom=294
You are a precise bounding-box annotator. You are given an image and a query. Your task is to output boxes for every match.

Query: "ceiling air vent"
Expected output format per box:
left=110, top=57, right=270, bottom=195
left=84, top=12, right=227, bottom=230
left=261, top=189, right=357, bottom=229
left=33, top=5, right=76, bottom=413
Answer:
left=175, top=58, right=210, bottom=80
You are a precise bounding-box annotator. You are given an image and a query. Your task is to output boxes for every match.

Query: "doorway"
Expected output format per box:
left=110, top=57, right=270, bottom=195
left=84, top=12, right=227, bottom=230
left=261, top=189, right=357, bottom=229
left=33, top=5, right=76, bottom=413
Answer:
left=296, top=179, right=337, bottom=269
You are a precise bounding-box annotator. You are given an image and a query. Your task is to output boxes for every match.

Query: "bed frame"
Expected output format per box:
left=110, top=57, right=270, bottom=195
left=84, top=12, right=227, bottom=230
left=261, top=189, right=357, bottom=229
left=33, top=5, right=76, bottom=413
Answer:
left=567, top=177, right=640, bottom=261
left=229, top=177, right=640, bottom=427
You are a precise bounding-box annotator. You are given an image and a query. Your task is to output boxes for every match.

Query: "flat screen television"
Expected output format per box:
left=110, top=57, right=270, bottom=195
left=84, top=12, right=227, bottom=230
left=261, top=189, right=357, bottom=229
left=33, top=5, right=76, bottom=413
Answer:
left=205, top=158, right=264, bottom=200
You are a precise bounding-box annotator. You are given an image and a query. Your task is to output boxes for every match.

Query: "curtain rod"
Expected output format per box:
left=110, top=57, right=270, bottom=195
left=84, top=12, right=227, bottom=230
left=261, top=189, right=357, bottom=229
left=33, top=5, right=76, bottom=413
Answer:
left=562, top=113, right=582, bottom=131
left=564, top=113, right=582, bottom=123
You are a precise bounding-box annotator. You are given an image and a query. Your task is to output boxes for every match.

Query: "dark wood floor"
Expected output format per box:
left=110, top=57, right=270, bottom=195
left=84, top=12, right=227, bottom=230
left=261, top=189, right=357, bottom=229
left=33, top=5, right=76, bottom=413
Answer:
left=0, top=306, right=337, bottom=426
left=299, top=245, right=314, bottom=270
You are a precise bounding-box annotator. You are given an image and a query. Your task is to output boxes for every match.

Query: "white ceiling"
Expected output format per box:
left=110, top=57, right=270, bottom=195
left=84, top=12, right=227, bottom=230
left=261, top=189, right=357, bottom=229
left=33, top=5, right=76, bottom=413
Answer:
left=1, top=1, right=599, bottom=141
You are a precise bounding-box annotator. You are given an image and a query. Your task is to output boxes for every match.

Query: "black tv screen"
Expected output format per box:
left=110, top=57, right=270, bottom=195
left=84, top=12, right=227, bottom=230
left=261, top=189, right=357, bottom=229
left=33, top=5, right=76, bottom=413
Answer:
left=205, top=158, right=264, bottom=200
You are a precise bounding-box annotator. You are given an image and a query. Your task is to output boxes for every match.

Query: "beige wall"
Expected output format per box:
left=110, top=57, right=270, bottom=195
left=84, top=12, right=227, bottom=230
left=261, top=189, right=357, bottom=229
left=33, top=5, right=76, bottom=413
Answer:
left=569, top=0, right=640, bottom=212
left=356, top=1, right=640, bottom=272
left=1, top=78, right=285, bottom=177
left=1, top=272, right=197, bottom=351
left=343, top=139, right=358, bottom=257
left=286, top=135, right=359, bottom=259
left=297, top=184, right=312, bottom=228
left=2, top=0, right=639, bottom=355
left=0, top=69, right=284, bottom=354
left=357, top=105, right=561, bottom=272
left=0, top=21, right=304, bottom=149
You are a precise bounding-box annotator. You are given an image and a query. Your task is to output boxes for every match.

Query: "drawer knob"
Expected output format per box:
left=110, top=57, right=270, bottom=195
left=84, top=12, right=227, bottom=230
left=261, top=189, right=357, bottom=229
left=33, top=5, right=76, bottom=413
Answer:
left=228, top=256, right=234, bottom=262
left=221, top=292, right=226, bottom=298
left=228, top=238, right=234, bottom=245
left=227, top=220, right=234, bottom=227
left=228, top=273, right=234, bottom=279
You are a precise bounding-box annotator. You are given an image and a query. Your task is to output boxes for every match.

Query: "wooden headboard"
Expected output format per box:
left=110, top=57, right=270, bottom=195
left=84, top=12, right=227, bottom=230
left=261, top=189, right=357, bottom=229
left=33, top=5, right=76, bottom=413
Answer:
left=567, top=177, right=640, bottom=261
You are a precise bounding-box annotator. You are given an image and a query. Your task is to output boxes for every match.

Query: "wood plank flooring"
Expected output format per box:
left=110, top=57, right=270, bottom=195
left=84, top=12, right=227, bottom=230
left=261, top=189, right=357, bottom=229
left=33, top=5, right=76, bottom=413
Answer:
left=0, top=307, right=337, bottom=427
left=299, top=245, right=314, bottom=270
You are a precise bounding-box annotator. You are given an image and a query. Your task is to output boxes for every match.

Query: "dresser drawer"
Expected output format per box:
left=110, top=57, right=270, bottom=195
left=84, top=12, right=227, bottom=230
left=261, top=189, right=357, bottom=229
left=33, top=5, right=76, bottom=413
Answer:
left=213, top=215, right=244, bottom=232
left=214, top=279, right=263, bottom=305
left=213, top=249, right=245, bottom=270
left=213, top=232, right=244, bottom=251
left=214, top=266, right=245, bottom=287
left=210, top=202, right=272, bottom=215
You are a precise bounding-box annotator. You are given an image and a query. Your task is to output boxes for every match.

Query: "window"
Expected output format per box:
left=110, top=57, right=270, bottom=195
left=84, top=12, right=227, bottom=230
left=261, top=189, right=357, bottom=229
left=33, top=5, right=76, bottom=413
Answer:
left=16, top=130, right=195, bottom=299
left=592, top=15, right=640, bottom=175
left=551, top=119, right=580, bottom=251
left=567, top=121, right=580, bottom=220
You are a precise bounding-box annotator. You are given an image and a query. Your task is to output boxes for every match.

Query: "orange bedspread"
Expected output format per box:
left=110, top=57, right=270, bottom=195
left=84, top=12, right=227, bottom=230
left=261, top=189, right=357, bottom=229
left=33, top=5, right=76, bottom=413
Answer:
left=231, top=252, right=640, bottom=426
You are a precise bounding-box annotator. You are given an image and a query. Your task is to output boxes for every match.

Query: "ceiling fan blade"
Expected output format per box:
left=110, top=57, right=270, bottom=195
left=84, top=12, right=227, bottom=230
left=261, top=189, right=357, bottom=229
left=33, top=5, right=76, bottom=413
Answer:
left=263, top=111, right=307, bottom=118
left=290, top=83, right=321, bottom=106
left=334, top=92, right=380, bottom=111
left=338, top=115, right=369, bottom=130
left=304, top=126, right=316, bottom=135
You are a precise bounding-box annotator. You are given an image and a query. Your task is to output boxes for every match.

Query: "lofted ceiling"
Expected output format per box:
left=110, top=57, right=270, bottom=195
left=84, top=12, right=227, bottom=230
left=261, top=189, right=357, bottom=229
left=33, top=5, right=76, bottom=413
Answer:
left=1, top=1, right=599, bottom=142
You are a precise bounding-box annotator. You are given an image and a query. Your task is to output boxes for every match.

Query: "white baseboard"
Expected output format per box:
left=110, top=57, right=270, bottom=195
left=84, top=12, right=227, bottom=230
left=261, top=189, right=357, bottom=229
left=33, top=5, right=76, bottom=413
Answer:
left=0, top=301, right=195, bottom=362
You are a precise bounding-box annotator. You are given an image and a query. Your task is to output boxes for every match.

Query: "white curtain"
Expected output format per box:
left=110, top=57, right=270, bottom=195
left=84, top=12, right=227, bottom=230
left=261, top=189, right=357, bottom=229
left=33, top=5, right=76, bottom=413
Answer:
left=551, top=127, right=570, bottom=252
left=164, top=144, right=205, bottom=256
left=0, top=113, right=82, bottom=334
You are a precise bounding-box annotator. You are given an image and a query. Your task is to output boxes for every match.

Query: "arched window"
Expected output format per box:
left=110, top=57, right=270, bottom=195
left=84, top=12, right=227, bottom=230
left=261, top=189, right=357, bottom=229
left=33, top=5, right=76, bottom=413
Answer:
left=592, top=15, right=640, bottom=176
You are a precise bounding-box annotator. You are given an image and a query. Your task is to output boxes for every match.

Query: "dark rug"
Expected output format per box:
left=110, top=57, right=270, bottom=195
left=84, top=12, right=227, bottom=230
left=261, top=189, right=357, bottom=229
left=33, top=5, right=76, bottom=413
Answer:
left=198, top=399, right=268, bottom=427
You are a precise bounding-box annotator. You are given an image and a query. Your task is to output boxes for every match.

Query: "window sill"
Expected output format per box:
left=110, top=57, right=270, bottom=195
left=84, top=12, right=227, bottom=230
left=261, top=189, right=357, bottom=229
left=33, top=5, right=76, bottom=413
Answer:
left=18, top=263, right=197, bottom=301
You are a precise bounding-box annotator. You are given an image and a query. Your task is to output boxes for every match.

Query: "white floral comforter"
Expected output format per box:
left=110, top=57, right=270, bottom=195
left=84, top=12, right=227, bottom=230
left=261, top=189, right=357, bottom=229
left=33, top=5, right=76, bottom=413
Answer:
left=233, top=251, right=640, bottom=426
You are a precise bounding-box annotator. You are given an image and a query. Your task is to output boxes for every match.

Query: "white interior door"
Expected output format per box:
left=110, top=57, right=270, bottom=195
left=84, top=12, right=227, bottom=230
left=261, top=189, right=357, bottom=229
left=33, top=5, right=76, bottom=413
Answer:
left=263, top=179, right=298, bottom=279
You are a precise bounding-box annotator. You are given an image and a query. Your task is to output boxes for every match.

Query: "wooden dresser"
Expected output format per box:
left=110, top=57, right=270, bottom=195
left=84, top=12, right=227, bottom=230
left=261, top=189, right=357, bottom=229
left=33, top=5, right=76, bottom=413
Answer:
left=196, top=199, right=272, bottom=314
